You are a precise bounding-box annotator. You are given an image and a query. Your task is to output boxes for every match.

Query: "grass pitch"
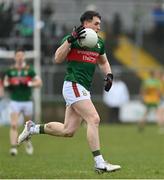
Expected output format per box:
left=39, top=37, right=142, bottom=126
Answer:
left=0, top=124, right=164, bottom=179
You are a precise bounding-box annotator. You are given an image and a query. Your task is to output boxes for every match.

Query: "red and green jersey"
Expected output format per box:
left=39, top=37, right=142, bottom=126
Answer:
left=61, top=35, right=105, bottom=90
left=5, top=65, right=36, bottom=101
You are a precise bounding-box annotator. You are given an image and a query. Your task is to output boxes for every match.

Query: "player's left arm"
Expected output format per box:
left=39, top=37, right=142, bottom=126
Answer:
left=29, top=75, right=42, bottom=88
left=97, top=53, right=112, bottom=75
left=97, top=54, right=113, bottom=92
left=28, top=67, right=42, bottom=88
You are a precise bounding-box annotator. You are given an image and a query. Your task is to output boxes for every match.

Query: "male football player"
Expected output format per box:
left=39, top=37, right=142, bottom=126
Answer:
left=4, top=48, right=42, bottom=156
left=18, top=11, right=121, bottom=172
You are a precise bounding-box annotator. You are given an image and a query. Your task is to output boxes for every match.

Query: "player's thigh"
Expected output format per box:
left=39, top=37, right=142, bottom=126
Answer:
left=72, top=99, right=100, bottom=124
left=23, top=101, right=33, bottom=121
left=9, top=101, right=21, bottom=114
left=9, top=101, right=20, bottom=126
left=10, top=112, right=20, bottom=127
left=64, top=105, right=82, bottom=132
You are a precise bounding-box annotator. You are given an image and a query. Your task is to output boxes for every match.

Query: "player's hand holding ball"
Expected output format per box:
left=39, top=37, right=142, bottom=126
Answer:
left=104, top=73, right=113, bottom=92
left=67, top=25, right=86, bottom=44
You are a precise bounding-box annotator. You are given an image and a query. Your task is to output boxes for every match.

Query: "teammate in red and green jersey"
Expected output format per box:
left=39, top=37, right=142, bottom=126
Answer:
left=18, top=11, right=121, bottom=173
left=4, top=48, right=42, bottom=156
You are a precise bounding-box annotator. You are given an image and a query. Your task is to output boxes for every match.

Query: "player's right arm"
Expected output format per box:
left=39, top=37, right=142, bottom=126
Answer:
left=54, top=40, right=71, bottom=64
left=54, top=25, right=85, bottom=64
left=3, top=75, right=10, bottom=87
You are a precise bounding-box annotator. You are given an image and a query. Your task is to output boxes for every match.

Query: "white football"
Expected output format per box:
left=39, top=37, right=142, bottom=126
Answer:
left=78, top=28, right=98, bottom=48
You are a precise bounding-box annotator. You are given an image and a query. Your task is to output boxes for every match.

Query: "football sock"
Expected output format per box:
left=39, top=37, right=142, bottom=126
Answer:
left=39, top=124, right=45, bottom=134
left=92, top=150, right=101, bottom=157
left=92, top=150, right=105, bottom=163
left=11, top=145, right=17, bottom=148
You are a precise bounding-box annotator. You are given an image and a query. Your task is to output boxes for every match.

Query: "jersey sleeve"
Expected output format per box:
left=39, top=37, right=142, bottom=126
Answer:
left=98, top=37, right=105, bottom=55
left=5, top=68, right=11, bottom=77
left=60, top=35, right=70, bottom=45
left=100, top=43, right=105, bottom=55
left=29, top=66, right=36, bottom=78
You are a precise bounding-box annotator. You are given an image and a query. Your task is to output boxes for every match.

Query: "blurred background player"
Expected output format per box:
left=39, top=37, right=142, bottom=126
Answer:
left=0, top=75, right=5, bottom=123
left=4, top=48, right=42, bottom=156
left=157, top=71, right=164, bottom=134
left=0, top=76, right=4, bottom=98
left=138, top=70, right=161, bottom=131
left=18, top=11, right=121, bottom=173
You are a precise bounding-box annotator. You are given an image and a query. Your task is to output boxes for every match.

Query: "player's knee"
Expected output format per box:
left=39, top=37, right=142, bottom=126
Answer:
left=90, top=114, right=100, bottom=126
left=45, top=123, right=54, bottom=132
left=64, top=132, right=74, bottom=137
left=11, top=123, right=18, bottom=130
left=63, top=129, right=75, bottom=137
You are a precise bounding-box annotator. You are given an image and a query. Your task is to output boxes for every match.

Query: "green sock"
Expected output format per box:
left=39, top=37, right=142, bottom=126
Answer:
left=92, top=150, right=101, bottom=157
left=11, top=145, right=17, bottom=148
left=39, top=124, right=45, bottom=134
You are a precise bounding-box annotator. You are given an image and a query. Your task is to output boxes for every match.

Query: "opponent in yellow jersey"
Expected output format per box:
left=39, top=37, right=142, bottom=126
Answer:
left=139, top=70, right=161, bottom=131
left=141, top=76, right=161, bottom=107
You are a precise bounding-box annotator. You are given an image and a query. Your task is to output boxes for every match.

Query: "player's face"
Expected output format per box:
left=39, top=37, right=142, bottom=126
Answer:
left=15, top=51, right=25, bottom=65
left=83, top=16, right=101, bottom=33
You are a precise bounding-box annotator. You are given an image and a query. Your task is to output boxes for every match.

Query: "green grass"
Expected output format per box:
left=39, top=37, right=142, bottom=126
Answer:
left=0, top=124, right=164, bottom=179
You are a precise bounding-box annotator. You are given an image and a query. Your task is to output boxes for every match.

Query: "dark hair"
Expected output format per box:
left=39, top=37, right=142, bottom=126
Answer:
left=80, top=11, right=101, bottom=24
left=15, top=47, right=25, bottom=54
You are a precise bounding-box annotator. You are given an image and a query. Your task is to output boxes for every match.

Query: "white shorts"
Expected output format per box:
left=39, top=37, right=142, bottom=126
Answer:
left=9, top=100, right=33, bottom=116
left=62, top=81, right=91, bottom=106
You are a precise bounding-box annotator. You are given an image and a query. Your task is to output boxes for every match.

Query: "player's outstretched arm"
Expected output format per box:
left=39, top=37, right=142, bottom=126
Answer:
left=97, top=54, right=112, bottom=75
left=98, top=54, right=113, bottom=92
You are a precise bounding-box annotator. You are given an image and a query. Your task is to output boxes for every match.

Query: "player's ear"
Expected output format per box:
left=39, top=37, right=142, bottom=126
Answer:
left=83, top=21, right=87, bottom=27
